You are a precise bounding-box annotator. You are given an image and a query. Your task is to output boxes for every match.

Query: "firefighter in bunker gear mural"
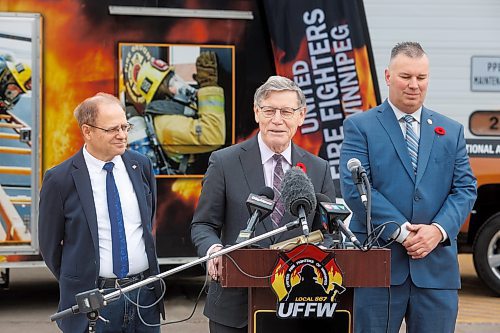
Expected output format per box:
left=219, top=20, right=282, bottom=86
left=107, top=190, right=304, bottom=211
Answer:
left=0, top=55, right=32, bottom=114
left=129, top=51, right=225, bottom=175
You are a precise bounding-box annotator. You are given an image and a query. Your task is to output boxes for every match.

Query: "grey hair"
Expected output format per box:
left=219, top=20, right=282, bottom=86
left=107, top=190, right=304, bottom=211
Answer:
left=390, top=42, right=426, bottom=61
left=73, top=92, right=125, bottom=127
left=253, top=75, right=306, bottom=108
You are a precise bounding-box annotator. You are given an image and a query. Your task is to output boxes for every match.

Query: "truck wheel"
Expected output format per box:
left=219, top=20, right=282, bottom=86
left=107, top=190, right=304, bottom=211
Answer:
left=472, top=214, right=500, bottom=295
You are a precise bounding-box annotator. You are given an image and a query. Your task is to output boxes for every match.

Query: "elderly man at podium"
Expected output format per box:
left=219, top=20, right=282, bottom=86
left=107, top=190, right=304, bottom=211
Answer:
left=191, top=75, right=336, bottom=333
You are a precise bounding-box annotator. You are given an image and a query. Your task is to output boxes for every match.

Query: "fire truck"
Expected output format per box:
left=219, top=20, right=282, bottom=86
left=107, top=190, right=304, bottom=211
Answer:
left=0, top=1, right=499, bottom=296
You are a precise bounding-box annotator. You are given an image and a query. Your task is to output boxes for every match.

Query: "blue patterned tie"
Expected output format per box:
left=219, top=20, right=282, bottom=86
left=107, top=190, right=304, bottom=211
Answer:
left=103, top=162, right=129, bottom=279
left=271, top=154, right=285, bottom=227
left=404, top=115, right=419, bottom=174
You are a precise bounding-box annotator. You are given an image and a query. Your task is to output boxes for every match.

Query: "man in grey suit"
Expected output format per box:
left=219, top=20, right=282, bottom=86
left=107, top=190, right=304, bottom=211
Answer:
left=340, top=42, right=477, bottom=333
left=38, top=93, right=164, bottom=332
left=191, top=75, right=336, bottom=332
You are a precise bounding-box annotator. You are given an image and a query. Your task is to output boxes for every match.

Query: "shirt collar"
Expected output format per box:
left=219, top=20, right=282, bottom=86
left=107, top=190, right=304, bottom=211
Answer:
left=83, top=145, right=124, bottom=174
left=388, top=99, right=422, bottom=123
left=257, top=132, right=292, bottom=166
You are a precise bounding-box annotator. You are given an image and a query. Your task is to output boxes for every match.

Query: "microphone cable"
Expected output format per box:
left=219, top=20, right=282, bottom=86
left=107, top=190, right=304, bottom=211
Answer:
left=386, top=286, right=392, bottom=333
left=162, top=268, right=211, bottom=326
left=111, top=275, right=168, bottom=327
left=121, top=266, right=211, bottom=327
left=222, top=240, right=311, bottom=280
left=362, top=221, right=401, bottom=250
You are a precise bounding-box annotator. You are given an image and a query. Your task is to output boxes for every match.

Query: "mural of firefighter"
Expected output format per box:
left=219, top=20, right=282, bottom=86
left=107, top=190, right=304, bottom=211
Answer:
left=0, top=54, right=31, bottom=114
left=120, top=44, right=234, bottom=176
left=0, top=20, right=35, bottom=247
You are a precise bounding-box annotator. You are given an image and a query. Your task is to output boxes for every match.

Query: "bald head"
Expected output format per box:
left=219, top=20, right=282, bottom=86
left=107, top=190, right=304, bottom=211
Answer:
left=74, top=92, right=125, bottom=127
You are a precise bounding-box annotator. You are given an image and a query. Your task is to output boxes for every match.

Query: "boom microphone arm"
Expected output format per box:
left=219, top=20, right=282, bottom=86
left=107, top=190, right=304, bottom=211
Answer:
left=50, top=219, right=302, bottom=323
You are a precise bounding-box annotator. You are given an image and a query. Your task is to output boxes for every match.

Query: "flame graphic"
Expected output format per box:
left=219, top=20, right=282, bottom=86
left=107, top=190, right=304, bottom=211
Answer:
left=351, top=46, right=378, bottom=112
left=1, top=0, right=253, bottom=238
left=271, top=244, right=345, bottom=302
left=171, top=179, right=202, bottom=208
left=271, top=263, right=288, bottom=300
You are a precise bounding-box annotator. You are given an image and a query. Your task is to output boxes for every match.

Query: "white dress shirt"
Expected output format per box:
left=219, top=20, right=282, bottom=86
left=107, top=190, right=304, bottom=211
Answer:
left=388, top=99, right=422, bottom=139
left=257, top=132, right=292, bottom=188
left=83, top=146, right=149, bottom=278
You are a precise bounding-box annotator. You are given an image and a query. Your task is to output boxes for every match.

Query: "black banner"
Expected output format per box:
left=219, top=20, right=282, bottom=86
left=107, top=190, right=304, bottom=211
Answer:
left=262, top=0, right=380, bottom=186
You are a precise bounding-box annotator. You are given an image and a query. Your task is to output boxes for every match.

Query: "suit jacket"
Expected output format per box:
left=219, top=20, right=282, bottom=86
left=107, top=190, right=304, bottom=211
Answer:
left=340, top=100, right=477, bottom=289
left=38, top=149, right=164, bottom=332
left=191, top=135, right=336, bottom=328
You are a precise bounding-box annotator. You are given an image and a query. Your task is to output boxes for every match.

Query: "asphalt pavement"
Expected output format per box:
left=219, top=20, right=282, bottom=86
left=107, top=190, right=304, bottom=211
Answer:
left=0, top=254, right=498, bottom=332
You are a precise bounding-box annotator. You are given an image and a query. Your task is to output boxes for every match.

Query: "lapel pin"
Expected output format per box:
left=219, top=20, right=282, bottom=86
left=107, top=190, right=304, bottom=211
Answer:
left=427, top=119, right=433, bottom=125
left=132, top=164, right=137, bottom=169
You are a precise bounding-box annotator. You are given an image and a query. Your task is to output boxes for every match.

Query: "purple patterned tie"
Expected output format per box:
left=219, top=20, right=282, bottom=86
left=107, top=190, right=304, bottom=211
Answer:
left=271, top=154, right=285, bottom=227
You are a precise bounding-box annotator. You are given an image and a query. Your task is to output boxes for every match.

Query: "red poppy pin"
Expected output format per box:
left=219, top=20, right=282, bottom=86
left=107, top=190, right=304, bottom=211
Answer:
left=434, top=126, right=446, bottom=135
left=296, top=162, right=307, bottom=173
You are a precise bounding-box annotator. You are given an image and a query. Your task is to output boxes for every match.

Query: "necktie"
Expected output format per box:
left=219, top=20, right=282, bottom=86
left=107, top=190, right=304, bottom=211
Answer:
left=103, top=162, right=129, bottom=279
left=271, top=154, right=285, bottom=227
left=403, top=115, right=419, bottom=174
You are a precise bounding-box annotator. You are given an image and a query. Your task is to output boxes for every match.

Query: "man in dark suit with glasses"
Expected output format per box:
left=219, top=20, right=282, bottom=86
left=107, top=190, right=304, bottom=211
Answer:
left=191, top=76, right=337, bottom=332
left=39, top=92, right=164, bottom=332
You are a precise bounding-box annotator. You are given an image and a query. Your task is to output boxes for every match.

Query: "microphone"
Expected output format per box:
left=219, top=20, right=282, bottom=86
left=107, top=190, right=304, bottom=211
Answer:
left=347, top=158, right=368, bottom=207
left=315, top=195, right=342, bottom=249
left=281, top=167, right=317, bottom=236
left=235, top=187, right=275, bottom=244
left=316, top=193, right=363, bottom=250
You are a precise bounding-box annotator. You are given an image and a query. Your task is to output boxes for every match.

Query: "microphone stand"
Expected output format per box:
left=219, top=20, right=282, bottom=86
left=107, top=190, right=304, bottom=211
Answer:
left=50, top=219, right=303, bottom=329
left=361, top=172, right=372, bottom=237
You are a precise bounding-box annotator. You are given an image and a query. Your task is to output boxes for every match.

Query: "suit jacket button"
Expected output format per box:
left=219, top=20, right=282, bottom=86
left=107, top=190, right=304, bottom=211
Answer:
left=414, top=196, right=420, bottom=201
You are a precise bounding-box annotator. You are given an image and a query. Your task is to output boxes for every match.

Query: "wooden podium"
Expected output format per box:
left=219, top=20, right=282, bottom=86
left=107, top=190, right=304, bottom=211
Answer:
left=220, top=248, right=390, bottom=333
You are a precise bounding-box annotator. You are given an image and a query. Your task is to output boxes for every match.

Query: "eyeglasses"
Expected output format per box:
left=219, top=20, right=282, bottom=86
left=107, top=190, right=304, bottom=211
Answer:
left=258, top=105, right=303, bottom=119
left=86, top=123, right=133, bottom=134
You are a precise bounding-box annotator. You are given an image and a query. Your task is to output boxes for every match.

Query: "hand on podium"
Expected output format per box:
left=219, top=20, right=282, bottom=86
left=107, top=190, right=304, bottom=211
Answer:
left=207, top=245, right=223, bottom=281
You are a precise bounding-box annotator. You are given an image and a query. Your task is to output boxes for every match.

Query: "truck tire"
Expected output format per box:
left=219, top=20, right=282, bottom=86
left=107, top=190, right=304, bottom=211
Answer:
left=472, top=213, right=500, bottom=295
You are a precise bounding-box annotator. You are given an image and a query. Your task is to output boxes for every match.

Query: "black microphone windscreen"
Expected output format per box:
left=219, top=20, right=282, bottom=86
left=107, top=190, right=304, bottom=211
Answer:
left=315, top=193, right=331, bottom=204
left=347, top=158, right=361, bottom=172
left=281, top=167, right=317, bottom=217
left=258, top=186, right=275, bottom=200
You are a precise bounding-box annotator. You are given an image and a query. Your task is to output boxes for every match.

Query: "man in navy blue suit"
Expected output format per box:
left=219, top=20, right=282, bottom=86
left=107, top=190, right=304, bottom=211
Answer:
left=340, top=42, right=477, bottom=333
left=39, top=93, right=164, bottom=332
